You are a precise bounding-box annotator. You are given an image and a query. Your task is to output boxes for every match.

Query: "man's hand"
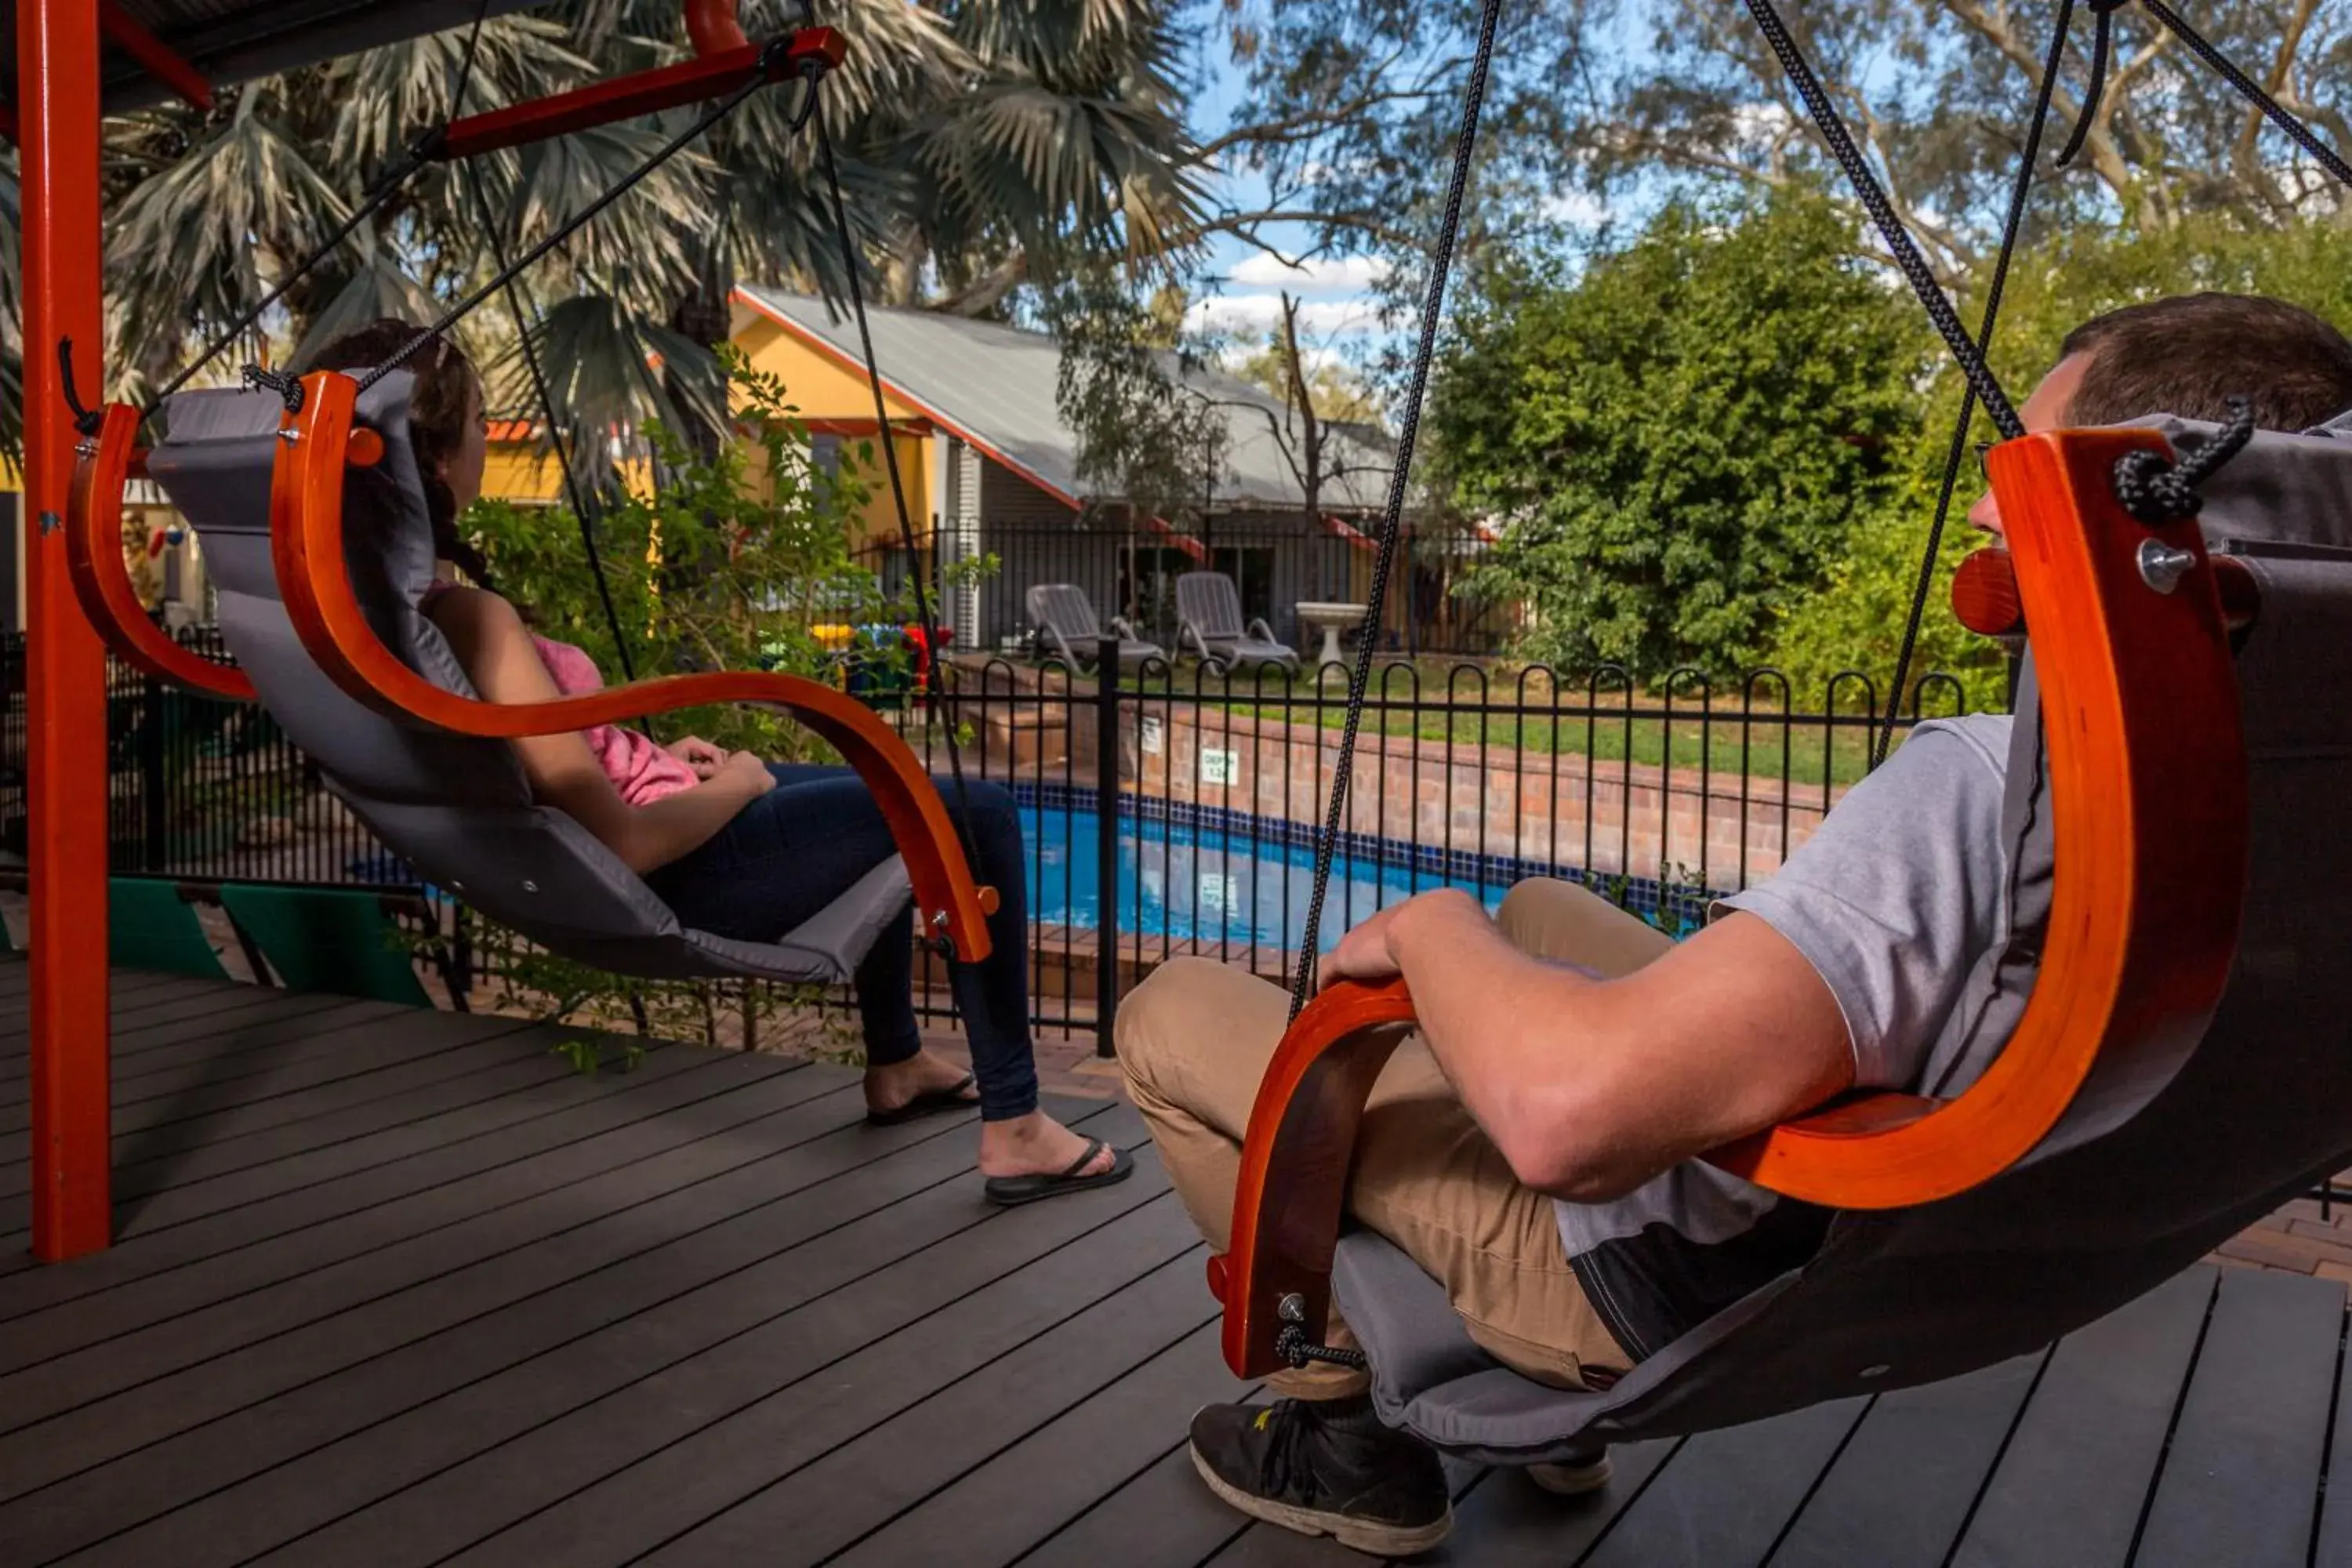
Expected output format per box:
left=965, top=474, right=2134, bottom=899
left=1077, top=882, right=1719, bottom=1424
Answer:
left=666, top=735, right=728, bottom=779
left=1320, top=889, right=1486, bottom=992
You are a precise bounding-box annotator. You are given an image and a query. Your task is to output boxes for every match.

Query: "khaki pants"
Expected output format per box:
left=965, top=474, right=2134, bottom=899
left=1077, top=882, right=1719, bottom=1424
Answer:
left=1116, top=877, right=1674, bottom=1399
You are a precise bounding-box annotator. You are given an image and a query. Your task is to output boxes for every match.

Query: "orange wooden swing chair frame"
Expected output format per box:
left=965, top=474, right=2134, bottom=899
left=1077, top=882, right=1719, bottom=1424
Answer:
left=16, top=0, right=986, bottom=1262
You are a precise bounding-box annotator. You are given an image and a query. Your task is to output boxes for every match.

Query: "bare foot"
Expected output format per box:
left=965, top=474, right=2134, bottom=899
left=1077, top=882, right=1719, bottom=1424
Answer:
left=977, top=1111, right=1119, bottom=1180
left=864, top=1047, right=979, bottom=1116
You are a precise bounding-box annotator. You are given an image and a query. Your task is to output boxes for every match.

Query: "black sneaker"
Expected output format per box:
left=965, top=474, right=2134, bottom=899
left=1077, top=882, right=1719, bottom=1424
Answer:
left=1188, top=1396, right=1453, bottom=1555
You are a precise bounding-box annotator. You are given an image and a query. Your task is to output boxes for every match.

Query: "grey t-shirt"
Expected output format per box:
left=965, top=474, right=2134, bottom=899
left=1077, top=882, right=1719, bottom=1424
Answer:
left=1556, top=713, right=2017, bottom=1361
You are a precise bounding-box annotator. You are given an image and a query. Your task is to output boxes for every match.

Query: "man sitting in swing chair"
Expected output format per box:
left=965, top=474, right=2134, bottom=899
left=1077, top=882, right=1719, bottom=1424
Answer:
left=1117, top=291, right=2352, bottom=1555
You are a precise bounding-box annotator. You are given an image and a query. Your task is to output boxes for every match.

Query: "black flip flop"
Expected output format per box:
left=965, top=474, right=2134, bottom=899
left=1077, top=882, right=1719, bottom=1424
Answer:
left=865, top=1074, right=979, bottom=1127
left=983, top=1138, right=1134, bottom=1207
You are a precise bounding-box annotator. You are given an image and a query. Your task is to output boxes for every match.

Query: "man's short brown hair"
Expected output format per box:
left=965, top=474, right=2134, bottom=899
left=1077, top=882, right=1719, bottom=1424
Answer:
left=2060, top=292, right=2352, bottom=432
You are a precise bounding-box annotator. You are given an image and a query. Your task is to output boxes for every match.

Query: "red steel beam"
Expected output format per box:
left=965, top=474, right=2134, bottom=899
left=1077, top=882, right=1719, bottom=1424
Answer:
left=19, top=0, right=113, bottom=1260
left=99, top=0, right=212, bottom=111
left=434, top=28, right=844, bottom=162
left=684, top=0, right=751, bottom=56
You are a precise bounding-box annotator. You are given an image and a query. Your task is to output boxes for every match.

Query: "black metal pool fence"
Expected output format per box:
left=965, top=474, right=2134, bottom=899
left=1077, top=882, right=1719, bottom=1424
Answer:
left=0, top=631, right=1978, bottom=1043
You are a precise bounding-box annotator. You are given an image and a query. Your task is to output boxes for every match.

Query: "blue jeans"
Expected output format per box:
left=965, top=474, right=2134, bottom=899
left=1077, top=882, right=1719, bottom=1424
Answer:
left=646, top=764, right=1038, bottom=1121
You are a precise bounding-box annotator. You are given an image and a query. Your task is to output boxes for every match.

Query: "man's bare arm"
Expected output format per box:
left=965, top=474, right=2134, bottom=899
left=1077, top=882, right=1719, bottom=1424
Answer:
left=1363, top=889, right=1853, bottom=1202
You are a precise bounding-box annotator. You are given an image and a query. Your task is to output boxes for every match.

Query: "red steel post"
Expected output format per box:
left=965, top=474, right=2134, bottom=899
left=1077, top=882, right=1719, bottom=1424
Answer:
left=19, top=0, right=112, bottom=1260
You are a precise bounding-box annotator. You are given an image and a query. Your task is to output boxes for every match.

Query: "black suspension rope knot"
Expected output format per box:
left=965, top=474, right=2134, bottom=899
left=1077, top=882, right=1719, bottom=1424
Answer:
left=2111, top=396, right=2256, bottom=525
left=241, top=365, right=307, bottom=415
left=56, top=338, right=103, bottom=439
left=2056, top=0, right=2129, bottom=169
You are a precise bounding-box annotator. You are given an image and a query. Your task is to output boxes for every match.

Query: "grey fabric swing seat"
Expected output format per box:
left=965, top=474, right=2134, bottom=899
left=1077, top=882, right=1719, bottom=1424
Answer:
left=1318, top=416, right=2352, bottom=1465
left=145, top=376, right=915, bottom=985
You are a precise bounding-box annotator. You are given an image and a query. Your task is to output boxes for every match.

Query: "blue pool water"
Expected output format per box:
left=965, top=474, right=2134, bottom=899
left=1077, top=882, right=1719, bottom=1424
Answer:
left=1022, top=806, right=1514, bottom=952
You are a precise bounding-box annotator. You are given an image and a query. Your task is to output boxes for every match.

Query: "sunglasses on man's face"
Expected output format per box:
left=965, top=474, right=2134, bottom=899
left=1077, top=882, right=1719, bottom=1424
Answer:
left=1973, top=441, right=1994, bottom=488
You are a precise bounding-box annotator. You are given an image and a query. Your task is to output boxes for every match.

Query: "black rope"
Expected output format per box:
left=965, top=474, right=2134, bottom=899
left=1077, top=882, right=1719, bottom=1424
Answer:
left=805, top=51, right=989, bottom=946
left=241, top=365, right=307, bottom=413
left=2140, top=0, right=2352, bottom=191
left=2055, top=0, right=2123, bottom=169
left=1741, top=0, right=2025, bottom=443
left=1287, top=0, right=1504, bottom=1017
left=458, top=158, right=640, bottom=683
left=146, top=0, right=494, bottom=412
left=2112, top=396, right=2256, bottom=523
left=58, top=339, right=103, bottom=437
left=1276, top=1325, right=1370, bottom=1372
left=354, top=45, right=785, bottom=394
left=1874, top=0, right=2074, bottom=768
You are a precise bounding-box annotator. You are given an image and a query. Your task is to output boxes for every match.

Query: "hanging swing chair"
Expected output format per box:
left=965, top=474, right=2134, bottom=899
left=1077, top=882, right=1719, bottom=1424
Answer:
left=1203, top=0, right=2352, bottom=1465
left=61, top=5, right=996, bottom=987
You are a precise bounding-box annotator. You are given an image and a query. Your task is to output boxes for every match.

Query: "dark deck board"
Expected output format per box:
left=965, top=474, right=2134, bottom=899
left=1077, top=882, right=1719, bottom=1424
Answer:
left=0, top=992, right=353, bottom=1091
left=1766, top=1352, right=2047, bottom=1567
left=0, top=1006, right=525, bottom=1206
left=0, top=1046, right=744, bottom=1319
left=0, top=978, right=2337, bottom=1567
left=0, top=1048, right=753, bottom=1363
left=53, top=1105, right=1124, bottom=1568
left=90, top=1108, right=1111, bottom=1566
left=1425, top=1439, right=1683, bottom=1568
left=0, top=1067, right=867, bottom=1493
left=423, top=1123, right=1187, bottom=1568
left=818, top=1316, right=1247, bottom=1568
left=2312, top=1284, right=2352, bottom=1567
left=1013, top=1417, right=1269, bottom=1568
left=0, top=989, right=367, bottom=1106
left=1951, top=1263, right=2219, bottom=1568
left=2134, top=1266, right=2343, bottom=1568
left=1578, top=1396, right=1868, bottom=1567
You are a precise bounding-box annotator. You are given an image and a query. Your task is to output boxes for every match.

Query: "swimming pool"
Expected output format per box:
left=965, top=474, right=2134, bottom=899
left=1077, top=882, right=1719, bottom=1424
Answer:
left=1022, top=805, right=1516, bottom=951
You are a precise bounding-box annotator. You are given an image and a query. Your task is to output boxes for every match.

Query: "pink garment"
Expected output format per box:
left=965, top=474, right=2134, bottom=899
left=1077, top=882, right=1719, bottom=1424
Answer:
left=421, top=581, right=699, bottom=807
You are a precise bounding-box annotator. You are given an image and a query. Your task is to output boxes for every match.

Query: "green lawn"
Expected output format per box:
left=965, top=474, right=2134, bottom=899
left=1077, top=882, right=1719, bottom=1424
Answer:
left=1186, top=661, right=1978, bottom=789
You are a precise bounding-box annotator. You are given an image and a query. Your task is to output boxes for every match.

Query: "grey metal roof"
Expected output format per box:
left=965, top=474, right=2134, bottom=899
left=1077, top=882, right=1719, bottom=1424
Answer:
left=2, top=0, right=543, bottom=114
left=734, top=285, right=1395, bottom=516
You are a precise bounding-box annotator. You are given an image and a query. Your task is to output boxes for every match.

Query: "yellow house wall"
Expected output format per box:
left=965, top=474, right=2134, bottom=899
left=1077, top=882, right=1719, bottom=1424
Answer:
left=482, top=447, right=564, bottom=504
left=734, top=315, right=934, bottom=543
left=468, top=318, right=937, bottom=546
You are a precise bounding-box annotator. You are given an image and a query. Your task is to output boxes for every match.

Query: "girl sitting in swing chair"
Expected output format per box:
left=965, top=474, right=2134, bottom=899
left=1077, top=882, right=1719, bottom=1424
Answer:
left=310, top=319, right=1128, bottom=1207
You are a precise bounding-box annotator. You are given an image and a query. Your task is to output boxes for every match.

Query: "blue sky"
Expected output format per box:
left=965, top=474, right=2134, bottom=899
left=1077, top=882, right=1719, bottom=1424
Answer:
left=1173, top=30, right=1402, bottom=371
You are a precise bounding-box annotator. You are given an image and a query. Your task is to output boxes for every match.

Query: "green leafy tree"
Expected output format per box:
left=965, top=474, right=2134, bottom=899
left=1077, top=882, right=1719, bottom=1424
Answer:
left=0, top=0, right=1209, bottom=456
left=1437, top=188, right=1930, bottom=678
left=1769, top=211, right=2352, bottom=702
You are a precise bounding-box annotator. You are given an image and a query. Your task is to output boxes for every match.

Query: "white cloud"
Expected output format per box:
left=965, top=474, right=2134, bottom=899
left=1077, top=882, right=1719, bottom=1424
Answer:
left=1539, top=189, right=1612, bottom=228
left=1185, top=294, right=1382, bottom=337
left=1226, top=253, right=1392, bottom=292
left=1730, top=101, right=1794, bottom=153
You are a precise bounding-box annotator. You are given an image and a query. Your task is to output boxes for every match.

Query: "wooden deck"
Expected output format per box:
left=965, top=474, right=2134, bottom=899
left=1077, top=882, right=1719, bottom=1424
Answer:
left=2, top=964, right=2345, bottom=1567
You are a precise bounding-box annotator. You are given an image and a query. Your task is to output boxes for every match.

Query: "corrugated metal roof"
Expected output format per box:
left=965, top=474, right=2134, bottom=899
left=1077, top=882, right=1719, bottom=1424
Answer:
left=735, top=285, right=1395, bottom=516
left=2, top=0, right=543, bottom=114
